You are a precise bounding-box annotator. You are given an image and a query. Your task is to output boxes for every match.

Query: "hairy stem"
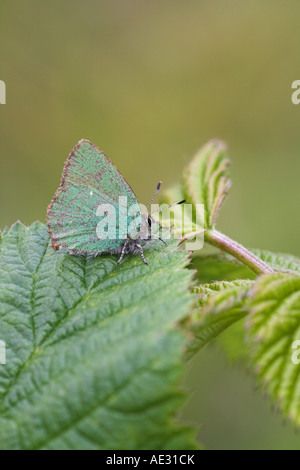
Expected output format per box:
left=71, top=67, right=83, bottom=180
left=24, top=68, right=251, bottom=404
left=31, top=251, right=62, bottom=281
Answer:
left=204, top=229, right=274, bottom=275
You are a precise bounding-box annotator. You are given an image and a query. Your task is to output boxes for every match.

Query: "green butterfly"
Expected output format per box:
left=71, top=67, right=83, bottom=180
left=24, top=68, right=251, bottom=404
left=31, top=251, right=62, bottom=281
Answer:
left=47, top=140, right=184, bottom=265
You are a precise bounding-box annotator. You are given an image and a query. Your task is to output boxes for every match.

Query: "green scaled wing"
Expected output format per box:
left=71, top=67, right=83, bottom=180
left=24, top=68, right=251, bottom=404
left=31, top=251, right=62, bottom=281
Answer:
left=47, top=140, right=141, bottom=254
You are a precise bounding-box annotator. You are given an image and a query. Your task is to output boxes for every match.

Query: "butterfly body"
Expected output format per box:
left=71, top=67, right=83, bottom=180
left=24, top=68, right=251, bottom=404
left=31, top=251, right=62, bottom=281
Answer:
left=47, top=140, right=156, bottom=264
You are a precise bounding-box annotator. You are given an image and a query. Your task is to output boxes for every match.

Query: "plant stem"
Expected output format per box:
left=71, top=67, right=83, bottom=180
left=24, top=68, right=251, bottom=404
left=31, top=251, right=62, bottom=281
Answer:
left=204, top=229, right=274, bottom=275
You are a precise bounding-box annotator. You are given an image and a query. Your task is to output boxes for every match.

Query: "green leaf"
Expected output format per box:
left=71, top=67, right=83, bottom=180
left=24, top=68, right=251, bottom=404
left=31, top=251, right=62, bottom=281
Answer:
left=158, top=185, right=200, bottom=239
left=157, top=140, right=230, bottom=244
left=189, top=249, right=300, bottom=364
left=248, top=273, right=300, bottom=427
left=251, top=249, right=300, bottom=275
left=182, top=139, right=231, bottom=229
left=184, top=280, right=251, bottom=359
left=190, top=250, right=300, bottom=364
left=190, top=253, right=257, bottom=284
left=191, top=248, right=300, bottom=285
left=188, top=254, right=256, bottom=362
left=0, top=222, right=197, bottom=450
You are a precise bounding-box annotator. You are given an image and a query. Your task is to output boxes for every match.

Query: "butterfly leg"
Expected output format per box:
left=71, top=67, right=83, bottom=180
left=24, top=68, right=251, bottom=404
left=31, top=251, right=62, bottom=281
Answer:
left=158, top=237, right=167, bottom=246
left=117, top=240, right=128, bottom=264
left=146, top=234, right=167, bottom=247
left=136, top=244, right=148, bottom=265
left=153, top=235, right=167, bottom=246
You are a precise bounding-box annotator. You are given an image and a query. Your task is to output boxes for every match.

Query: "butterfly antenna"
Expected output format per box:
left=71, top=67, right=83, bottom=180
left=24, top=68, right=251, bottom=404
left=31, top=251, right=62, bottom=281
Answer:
left=150, top=199, right=186, bottom=215
left=147, top=181, right=162, bottom=213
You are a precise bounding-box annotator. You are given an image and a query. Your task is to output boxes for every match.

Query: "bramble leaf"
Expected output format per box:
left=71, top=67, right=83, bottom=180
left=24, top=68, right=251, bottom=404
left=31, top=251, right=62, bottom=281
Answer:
left=184, top=280, right=251, bottom=359
left=191, top=248, right=300, bottom=285
left=157, top=140, right=230, bottom=245
left=190, top=250, right=300, bottom=363
left=250, top=249, right=300, bottom=275
left=0, top=222, right=197, bottom=450
left=190, top=253, right=256, bottom=284
left=182, top=139, right=231, bottom=229
left=157, top=185, right=200, bottom=239
left=248, top=273, right=300, bottom=427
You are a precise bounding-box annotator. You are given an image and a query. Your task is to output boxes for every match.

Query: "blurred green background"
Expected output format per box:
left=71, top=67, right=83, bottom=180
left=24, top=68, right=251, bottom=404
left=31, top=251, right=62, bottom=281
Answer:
left=1, top=0, right=300, bottom=449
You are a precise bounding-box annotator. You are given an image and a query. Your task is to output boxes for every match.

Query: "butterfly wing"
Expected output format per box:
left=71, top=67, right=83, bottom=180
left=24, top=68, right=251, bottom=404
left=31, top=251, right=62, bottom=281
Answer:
left=47, top=139, right=141, bottom=254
